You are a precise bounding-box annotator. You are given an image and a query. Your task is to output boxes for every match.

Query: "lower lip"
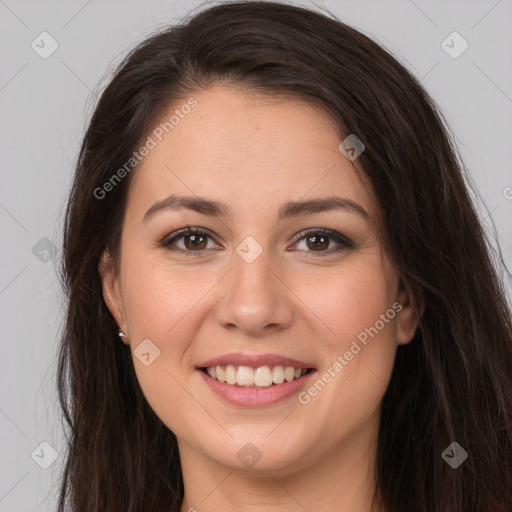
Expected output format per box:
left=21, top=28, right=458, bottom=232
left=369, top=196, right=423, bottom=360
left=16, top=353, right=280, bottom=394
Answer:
left=197, top=369, right=317, bottom=406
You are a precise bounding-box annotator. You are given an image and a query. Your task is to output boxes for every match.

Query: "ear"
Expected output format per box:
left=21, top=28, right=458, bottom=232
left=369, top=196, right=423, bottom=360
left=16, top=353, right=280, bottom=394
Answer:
left=396, top=279, right=424, bottom=345
left=98, top=250, right=127, bottom=339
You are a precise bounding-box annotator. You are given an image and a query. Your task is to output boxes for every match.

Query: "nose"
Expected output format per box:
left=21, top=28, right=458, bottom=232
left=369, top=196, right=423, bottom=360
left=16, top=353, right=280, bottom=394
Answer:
left=214, top=246, right=294, bottom=337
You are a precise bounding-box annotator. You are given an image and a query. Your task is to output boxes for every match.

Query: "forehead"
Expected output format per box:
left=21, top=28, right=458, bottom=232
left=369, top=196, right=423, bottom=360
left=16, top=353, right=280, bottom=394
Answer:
left=126, top=85, right=376, bottom=221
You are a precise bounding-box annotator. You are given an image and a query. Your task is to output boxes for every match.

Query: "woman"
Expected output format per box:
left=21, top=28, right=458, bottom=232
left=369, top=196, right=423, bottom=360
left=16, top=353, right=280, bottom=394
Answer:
left=56, top=1, right=512, bottom=511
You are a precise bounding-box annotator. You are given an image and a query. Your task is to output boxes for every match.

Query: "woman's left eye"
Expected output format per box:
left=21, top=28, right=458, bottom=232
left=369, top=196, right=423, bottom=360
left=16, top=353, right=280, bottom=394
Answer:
left=160, top=226, right=353, bottom=257
left=291, top=228, right=354, bottom=255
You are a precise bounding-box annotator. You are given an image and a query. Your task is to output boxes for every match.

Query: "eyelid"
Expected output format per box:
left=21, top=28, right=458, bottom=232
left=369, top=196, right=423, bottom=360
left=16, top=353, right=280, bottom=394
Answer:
left=290, top=227, right=354, bottom=249
left=160, top=226, right=221, bottom=251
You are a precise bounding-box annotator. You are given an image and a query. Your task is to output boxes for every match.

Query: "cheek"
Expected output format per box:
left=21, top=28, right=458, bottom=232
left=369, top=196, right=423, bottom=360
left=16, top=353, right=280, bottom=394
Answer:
left=119, top=250, right=206, bottom=432
left=309, top=256, right=396, bottom=343
left=119, top=245, right=222, bottom=411
left=306, top=257, right=399, bottom=406
left=121, top=248, right=211, bottom=341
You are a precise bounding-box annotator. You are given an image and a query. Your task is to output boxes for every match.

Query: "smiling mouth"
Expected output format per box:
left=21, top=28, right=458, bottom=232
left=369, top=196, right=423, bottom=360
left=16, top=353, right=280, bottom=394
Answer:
left=199, top=364, right=315, bottom=388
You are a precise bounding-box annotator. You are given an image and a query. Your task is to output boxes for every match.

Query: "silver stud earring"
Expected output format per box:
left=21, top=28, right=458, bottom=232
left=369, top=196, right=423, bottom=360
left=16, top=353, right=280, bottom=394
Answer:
left=118, top=329, right=126, bottom=340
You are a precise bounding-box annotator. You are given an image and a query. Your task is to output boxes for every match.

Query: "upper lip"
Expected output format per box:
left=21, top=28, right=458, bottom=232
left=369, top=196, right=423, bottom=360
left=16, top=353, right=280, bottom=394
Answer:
left=197, top=352, right=316, bottom=369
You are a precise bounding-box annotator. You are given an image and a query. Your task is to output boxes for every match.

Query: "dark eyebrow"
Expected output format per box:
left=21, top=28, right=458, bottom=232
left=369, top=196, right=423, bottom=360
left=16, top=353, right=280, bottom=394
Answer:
left=142, top=194, right=369, bottom=222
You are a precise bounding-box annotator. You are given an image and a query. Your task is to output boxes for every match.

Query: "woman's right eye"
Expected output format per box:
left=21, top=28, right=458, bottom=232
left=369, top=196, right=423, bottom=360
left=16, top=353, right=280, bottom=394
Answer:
left=160, top=227, right=220, bottom=256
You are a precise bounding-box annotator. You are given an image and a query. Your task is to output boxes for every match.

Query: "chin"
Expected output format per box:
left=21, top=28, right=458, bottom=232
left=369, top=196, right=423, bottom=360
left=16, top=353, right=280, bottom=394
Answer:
left=204, top=432, right=310, bottom=473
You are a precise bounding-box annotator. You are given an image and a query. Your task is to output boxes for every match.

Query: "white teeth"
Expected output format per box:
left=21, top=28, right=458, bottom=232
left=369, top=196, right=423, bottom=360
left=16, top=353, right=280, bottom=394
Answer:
left=272, top=365, right=285, bottom=384
left=225, top=364, right=237, bottom=385
left=236, top=365, right=254, bottom=386
left=284, top=366, right=295, bottom=382
left=216, top=365, right=225, bottom=383
left=254, top=366, right=273, bottom=387
left=204, top=364, right=310, bottom=388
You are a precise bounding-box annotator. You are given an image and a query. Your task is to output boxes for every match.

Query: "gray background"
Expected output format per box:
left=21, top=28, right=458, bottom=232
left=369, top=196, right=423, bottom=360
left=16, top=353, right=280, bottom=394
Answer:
left=0, top=0, right=511, bottom=510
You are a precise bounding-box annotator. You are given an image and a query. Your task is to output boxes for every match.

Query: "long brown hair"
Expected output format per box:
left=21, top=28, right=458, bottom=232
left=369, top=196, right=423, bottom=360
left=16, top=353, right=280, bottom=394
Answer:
left=57, top=1, right=512, bottom=510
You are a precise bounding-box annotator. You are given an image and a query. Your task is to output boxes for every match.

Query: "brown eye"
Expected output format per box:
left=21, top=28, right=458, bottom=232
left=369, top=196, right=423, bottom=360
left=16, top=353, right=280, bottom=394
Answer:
left=160, top=227, right=219, bottom=255
left=291, top=228, right=354, bottom=256
left=305, top=234, right=330, bottom=251
left=182, top=233, right=208, bottom=250
left=160, top=226, right=353, bottom=258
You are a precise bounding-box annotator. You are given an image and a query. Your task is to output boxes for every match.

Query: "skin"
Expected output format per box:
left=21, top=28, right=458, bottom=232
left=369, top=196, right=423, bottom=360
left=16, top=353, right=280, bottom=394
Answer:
left=99, top=85, right=422, bottom=512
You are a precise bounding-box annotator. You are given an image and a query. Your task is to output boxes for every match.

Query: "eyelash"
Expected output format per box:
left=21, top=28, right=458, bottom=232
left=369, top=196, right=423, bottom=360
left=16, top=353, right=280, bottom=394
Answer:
left=159, top=226, right=354, bottom=258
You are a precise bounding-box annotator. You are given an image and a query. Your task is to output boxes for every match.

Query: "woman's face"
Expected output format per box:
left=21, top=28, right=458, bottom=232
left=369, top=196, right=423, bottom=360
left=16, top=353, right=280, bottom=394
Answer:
left=100, top=85, right=419, bottom=476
